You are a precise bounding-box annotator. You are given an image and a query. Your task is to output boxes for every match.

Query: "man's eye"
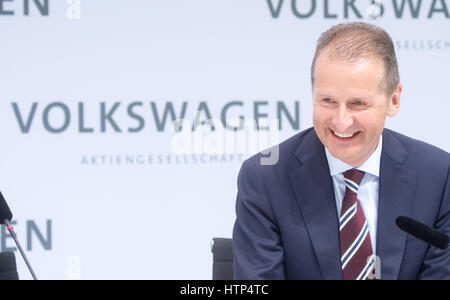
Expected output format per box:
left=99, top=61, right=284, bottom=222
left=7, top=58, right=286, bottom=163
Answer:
left=354, top=100, right=365, bottom=105
left=323, top=98, right=332, bottom=103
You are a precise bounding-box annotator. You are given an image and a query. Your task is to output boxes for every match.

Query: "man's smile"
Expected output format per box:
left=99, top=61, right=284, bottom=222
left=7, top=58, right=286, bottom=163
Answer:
left=330, top=129, right=362, bottom=140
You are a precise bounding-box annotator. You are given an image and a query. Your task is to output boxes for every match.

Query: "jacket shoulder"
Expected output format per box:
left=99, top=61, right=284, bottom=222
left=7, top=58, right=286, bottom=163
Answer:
left=384, top=129, right=450, bottom=169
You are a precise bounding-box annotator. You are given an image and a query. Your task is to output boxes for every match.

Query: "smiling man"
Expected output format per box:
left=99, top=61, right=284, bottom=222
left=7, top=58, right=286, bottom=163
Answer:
left=232, top=22, right=450, bottom=280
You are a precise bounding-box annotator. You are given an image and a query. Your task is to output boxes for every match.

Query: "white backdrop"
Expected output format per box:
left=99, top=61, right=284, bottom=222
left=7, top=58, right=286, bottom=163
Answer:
left=0, top=0, right=449, bottom=279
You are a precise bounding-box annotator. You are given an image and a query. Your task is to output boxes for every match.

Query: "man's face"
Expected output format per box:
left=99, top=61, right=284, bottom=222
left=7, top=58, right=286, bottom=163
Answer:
left=312, top=51, right=401, bottom=167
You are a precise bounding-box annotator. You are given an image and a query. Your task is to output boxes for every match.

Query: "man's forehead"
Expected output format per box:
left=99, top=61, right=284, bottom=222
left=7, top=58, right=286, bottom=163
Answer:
left=314, top=51, right=386, bottom=86
left=314, top=66, right=386, bottom=99
left=316, top=48, right=383, bottom=68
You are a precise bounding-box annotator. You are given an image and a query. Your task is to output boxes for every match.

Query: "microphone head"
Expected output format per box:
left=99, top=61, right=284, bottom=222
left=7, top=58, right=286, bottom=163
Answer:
left=0, top=252, right=19, bottom=280
left=0, top=192, right=12, bottom=225
left=396, top=216, right=449, bottom=250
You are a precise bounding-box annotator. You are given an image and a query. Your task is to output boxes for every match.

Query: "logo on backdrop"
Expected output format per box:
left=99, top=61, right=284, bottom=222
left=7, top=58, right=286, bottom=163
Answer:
left=11, top=100, right=300, bottom=134
left=266, top=0, right=450, bottom=19
left=267, top=0, right=450, bottom=51
left=0, top=219, right=52, bottom=252
left=0, top=0, right=81, bottom=19
left=10, top=100, right=300, bottom=166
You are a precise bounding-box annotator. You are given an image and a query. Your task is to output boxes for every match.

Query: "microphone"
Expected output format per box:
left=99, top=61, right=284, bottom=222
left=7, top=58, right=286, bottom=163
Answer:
left=396, top=216, right=449, bottom=250
left=0, top=192, right=38, bottom=280
left=0, top=252, right=19, bottom=280
left=0, top=191, right=12, bottom=223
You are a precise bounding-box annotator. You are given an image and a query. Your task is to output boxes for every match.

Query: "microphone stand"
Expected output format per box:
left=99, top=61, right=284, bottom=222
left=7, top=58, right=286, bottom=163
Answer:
left=4, top=220, right=38, bottom=280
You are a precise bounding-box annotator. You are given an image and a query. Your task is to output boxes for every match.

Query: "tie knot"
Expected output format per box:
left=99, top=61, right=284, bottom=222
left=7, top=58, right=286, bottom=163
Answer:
left=343, top=169, right=365, bottom=192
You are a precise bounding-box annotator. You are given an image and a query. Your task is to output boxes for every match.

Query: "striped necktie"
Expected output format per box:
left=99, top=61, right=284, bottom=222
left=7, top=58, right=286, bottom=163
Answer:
left=339, top=169, right=375, bottom=280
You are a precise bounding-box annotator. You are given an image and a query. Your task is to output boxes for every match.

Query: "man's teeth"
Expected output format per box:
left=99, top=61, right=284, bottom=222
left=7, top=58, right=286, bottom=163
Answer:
left=333, top=131, right=357, bottom=138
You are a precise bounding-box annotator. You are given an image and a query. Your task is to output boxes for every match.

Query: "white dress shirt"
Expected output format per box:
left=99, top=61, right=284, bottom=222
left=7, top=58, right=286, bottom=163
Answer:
left=325, top=135, right=382, bottom=254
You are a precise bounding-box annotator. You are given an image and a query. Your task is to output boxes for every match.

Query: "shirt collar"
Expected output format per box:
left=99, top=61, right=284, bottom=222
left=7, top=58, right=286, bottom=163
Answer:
left=325, top=135, right=382, bottom=177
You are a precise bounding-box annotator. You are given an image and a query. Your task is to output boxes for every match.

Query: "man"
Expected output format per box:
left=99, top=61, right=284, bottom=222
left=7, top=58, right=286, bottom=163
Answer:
left=232, top=22, right=450, bottom=280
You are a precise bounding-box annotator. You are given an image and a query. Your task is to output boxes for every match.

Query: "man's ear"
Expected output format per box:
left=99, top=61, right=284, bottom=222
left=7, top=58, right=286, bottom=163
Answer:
left=387, top=83, right=402, bottom=117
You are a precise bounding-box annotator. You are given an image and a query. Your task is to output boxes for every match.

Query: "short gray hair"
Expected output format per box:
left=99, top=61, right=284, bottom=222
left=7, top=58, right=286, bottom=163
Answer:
left=311, top=22, right=400, bottom=96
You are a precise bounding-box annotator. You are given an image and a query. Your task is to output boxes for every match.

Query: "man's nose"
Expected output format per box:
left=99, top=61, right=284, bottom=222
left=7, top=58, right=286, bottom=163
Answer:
left=332, top=106, right=354, bottom=131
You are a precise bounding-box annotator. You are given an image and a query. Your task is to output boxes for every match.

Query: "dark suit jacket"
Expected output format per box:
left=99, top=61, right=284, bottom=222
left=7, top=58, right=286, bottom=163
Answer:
left=233, top=128, right=450, bottom=280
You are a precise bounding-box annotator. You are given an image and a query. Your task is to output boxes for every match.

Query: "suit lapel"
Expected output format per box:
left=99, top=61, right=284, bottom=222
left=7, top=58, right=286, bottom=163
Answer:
left=290, top=131, right=342, bottom=280
left=376, top=129, right=418, bottom=280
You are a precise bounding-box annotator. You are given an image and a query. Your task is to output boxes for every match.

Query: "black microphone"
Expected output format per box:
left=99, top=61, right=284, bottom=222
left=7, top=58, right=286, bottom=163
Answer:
left=0, top=252, right=19, bottom=280
left=0, top=192, right=38, bottom=280
left=396, top=216, right=449, bottom=250
left=0, top=191, right=12, bottom=223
